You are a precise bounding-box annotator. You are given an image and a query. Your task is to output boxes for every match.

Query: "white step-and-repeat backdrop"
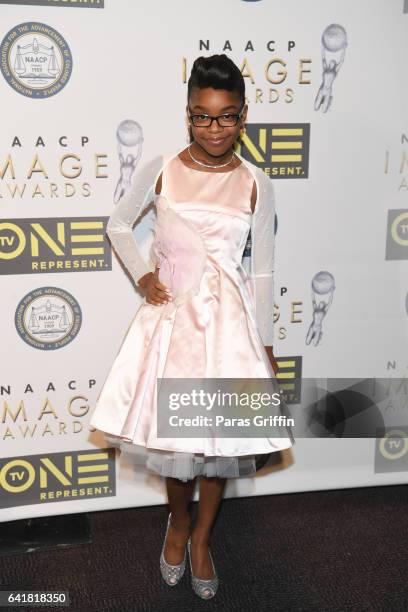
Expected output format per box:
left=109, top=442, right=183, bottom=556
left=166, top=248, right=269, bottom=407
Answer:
left=1, top=0, right=407, bottom=521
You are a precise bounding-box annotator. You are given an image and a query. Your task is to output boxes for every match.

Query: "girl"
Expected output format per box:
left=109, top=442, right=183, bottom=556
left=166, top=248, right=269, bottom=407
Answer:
left=90, top=54, right=294, bottom=600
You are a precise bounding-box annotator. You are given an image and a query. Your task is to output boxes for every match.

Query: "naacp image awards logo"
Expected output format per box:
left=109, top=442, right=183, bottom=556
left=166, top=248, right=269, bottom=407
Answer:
left=0, top=22, right=73, bottom=98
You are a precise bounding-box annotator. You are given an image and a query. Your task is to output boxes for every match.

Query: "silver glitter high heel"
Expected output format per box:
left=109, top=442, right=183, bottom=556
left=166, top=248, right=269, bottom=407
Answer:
left=187, top=536, right=219, bottom=599
left=159, top=512, right=187, bottom=586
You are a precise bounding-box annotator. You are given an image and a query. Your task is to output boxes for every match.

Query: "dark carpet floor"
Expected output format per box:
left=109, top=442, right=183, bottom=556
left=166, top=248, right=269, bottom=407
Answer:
left=1, top=484, right=407, bottom=612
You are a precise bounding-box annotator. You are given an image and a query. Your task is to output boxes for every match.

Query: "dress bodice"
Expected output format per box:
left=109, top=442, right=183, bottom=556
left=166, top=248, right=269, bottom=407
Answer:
left=104, top=148, right=277, bottom=345
left=156, top=154, right=254, bottom=265
left=162, top=155, right=254, bottom=215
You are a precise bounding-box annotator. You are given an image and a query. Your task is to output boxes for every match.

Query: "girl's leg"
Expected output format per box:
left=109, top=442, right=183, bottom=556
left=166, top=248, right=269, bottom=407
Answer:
left=164, top=476, right=196, bottom=564
left=190, top=476, right=227, bottom=578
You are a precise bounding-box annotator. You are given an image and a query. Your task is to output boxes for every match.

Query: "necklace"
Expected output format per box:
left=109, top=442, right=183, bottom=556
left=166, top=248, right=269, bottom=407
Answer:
left=188, top=143, right=236, bottom=169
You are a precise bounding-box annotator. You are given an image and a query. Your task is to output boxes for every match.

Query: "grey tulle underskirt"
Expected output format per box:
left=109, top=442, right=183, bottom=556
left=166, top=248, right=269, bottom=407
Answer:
left=105, top=436, right=258, bottom=482
left=145, top=448, right=257, bottom=482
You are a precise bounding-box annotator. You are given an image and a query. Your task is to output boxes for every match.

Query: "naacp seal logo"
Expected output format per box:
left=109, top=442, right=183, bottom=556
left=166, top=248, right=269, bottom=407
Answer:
left=15, top=287, right=82, bottom=350
left=0, top=22, right=73, bottom=98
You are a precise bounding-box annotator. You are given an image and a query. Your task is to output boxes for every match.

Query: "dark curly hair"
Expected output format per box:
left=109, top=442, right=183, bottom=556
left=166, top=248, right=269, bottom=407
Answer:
left=187, top=54, right=245, bottom=107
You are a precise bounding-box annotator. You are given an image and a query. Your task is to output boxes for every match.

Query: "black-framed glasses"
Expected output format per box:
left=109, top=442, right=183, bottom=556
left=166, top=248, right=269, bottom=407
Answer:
left=188, top=106, right=244, bottom=128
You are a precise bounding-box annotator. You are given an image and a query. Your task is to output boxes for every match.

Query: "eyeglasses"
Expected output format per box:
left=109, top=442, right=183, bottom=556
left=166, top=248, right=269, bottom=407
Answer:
left=188, top=106, right=244, bottom=128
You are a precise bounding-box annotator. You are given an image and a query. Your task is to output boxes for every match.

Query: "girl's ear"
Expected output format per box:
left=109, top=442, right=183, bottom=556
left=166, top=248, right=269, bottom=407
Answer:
left=185, top=109, right=194, bottom=144
left=186, top=106, right=192, bottom=126
left=241, top=103, right=248, bottom=124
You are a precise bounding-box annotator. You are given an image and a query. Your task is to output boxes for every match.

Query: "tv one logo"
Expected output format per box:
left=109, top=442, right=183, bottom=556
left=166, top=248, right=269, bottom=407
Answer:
left=236, top=123, right=310, bottom=179
left=375, top=428, right=408, bottom=473
left=385, top=210, right=408, bottom=261
left=0, top=449, right=116, bottom=508
left=0, top=217, right=112, bottom=275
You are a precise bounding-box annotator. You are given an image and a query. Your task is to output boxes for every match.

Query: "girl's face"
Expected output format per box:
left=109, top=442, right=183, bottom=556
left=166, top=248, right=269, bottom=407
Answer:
left=187, top=87, right=247, bottom=158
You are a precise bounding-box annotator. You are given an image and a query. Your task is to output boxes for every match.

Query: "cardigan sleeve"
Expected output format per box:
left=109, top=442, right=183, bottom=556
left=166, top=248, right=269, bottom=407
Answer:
left=106, top=154, right=164, bottom=286
left=249, top=169, right=276, bottom=347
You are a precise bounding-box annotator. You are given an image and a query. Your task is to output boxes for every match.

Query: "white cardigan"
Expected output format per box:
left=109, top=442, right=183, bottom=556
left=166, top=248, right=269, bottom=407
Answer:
left=106, top=148, right=276, bottom=347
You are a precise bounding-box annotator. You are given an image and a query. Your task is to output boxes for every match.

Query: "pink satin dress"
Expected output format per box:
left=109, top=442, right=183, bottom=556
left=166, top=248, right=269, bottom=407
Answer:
left=90, top=154, right=294, bottom=481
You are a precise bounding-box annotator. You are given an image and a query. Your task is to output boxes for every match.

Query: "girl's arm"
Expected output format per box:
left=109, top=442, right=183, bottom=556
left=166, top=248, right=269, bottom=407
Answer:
left=106, top=155, right=164, bottom=288
left=250, top=169, right=276, bottom=351
left=265, top=346, right=279, bottom=376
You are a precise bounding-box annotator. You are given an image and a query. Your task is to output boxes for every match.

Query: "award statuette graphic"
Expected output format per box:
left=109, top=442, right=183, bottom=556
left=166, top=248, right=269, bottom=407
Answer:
left=314, top=23, right=348, bottom=113
left=306, top=271, right=335, bottom=347
left=114, top=120, right=144, bottom=204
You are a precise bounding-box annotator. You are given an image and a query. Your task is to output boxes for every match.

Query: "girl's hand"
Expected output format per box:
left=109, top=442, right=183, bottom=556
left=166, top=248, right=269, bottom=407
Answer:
left=137, top=267, right=172, bottom=305
left=265, top=346, right=279, bottom=376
